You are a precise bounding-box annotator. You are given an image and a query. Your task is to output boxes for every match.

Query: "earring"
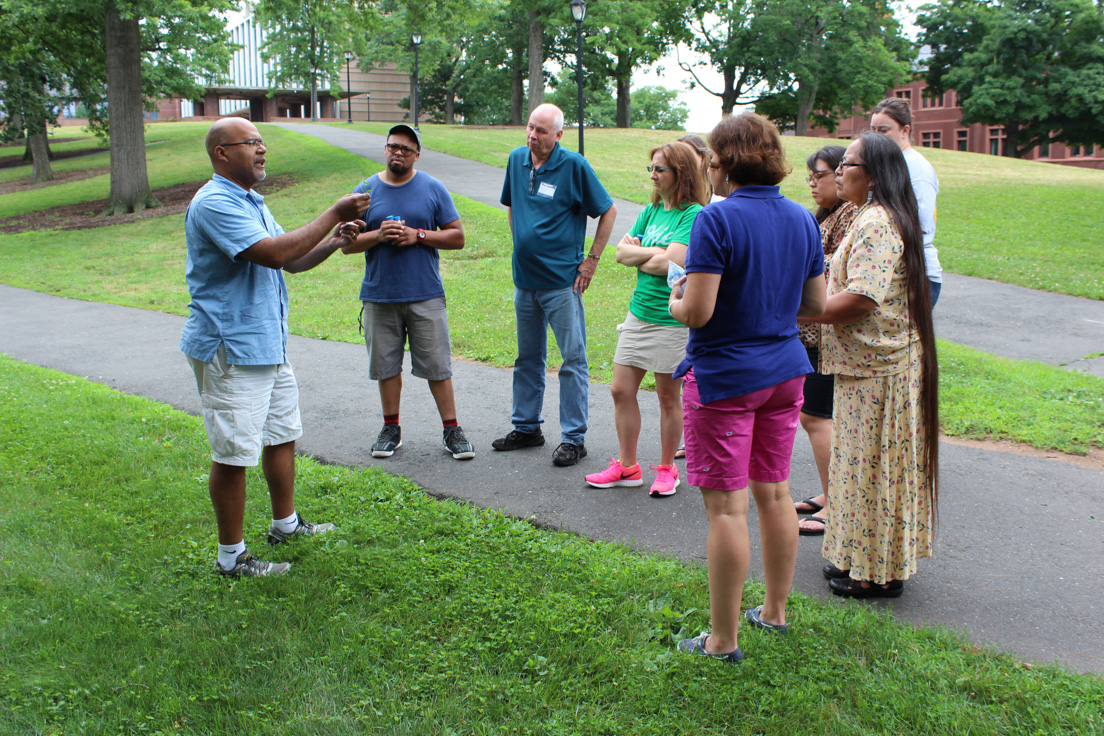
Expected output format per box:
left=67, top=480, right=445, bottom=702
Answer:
left=866, top=189, right=873, bottom=205
left=725, top=175, right=730, bottom=182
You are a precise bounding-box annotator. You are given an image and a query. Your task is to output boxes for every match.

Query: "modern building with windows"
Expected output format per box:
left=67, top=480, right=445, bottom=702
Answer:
left=808, top=78, right=1104, bottom=170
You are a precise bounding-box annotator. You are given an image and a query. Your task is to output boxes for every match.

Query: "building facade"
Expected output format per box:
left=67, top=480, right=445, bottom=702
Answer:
left=808, top=78, right=1104, bottom=170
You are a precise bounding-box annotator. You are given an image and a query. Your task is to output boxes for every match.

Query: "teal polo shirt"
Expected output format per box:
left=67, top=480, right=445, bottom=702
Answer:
left=500, top=143, right=613, bottom=290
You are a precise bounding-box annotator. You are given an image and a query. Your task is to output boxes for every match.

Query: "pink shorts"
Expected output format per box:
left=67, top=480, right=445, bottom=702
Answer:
left=682, top=370, right=805, bottom=491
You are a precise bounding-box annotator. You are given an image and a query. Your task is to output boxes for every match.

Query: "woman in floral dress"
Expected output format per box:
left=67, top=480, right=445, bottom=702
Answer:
left=802, top=132, right=939, bottom=598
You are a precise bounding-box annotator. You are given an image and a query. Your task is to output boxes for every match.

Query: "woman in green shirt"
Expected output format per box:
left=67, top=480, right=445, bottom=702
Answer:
left=585, top=142, right=709, bottom=496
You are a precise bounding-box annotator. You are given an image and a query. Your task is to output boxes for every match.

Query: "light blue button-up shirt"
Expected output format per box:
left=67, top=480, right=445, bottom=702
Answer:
left=179, top=174, right=289, bottom=366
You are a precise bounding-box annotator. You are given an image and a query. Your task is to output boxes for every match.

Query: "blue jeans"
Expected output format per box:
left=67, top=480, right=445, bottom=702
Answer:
left=512, top=287, right=588, bottom=444
left=929, top=279, right=941, bottom=308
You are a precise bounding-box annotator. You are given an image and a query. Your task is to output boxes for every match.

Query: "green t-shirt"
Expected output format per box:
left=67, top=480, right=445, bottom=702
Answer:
left=627, top=202, right=703, bottom=325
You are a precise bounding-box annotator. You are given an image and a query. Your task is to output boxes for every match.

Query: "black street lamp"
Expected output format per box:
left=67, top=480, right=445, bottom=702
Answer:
left=569, top=0, right=587, bottom=156
left=411, top=33, right=422, bottom=130
left=344, top=50, right=354, bottom=124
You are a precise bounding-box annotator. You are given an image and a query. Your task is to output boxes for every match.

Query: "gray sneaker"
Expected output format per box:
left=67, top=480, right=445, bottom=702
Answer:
left=443, top=425, right=475, bottom=460
left=266, top=514, right=335, bottom=545
left=371, top=424, right=402, bottom=458
left=217, top=550, right=291, bottom=578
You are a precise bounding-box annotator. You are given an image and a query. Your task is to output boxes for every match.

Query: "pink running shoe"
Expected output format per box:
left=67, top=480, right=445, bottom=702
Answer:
left=649, top=464, right=680, bottom=497
left=585, top=459, right=643, bottom=488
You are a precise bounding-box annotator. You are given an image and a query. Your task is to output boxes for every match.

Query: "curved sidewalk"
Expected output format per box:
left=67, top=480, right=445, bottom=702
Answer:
left=2, top=283, right=1101, bottom=674
left=275, top=122, right=1104, bottom=377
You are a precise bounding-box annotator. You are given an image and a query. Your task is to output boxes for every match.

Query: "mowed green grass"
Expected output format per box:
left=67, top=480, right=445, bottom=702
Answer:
left=0, top=122, right=1102, bottom=454
left=344, top=121, right=1104, bottom=300
left=3, top=356, right=1103, bottom=735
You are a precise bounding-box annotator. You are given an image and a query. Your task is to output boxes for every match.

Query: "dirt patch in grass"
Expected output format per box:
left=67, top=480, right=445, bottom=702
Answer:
left=941, top=433, right=1104, bottom=471
left=0, top=167, right=111, bottom=195
left=0, top=175, right=296, bottom=234
left=0, top=145, right=111, bottom=169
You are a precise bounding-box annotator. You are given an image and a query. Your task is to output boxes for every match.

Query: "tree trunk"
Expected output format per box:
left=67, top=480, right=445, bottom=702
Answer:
left=510, top=45, right=525, bottom=125
left=794, top=78, right=819, bottom=136
left=526, top=11, right=545, bottom=114
left=615, top=56, right=632, bottom=128
left=445, top=91, right=456, bottom=125
left=721, top=66, right=737, bottom=115
left=29, top=129, right=54, bottom=183
left=309, top=26, right=319, bottom=122
left=1003, top=124, right=1021, bottom=158
left=104, top=2, right=158, bottom=215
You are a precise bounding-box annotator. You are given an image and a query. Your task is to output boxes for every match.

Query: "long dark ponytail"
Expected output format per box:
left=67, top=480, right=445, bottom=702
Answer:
left=859, top=131, right=939, bottom=521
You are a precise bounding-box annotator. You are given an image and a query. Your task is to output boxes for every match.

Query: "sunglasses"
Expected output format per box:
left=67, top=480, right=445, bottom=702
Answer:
left=647, top=165, right=671, bottom=173
left=385, top=143, right=418, bottom=156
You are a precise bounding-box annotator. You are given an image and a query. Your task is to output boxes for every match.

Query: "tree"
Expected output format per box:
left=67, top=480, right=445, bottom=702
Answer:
left=679, top=0, right=775, bottom=116
left=630, top=86, right=689, bottom=130
left=751, top=0, right=910, bottom=135
left=255, top=0, right=367, bottom=122
left=546, top=68, right=616, bottom=127
left=920, top=0, right=1104, bottom=157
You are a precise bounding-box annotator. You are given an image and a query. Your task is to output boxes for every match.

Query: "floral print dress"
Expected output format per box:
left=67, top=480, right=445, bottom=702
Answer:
left=820, top=204, right=933, bottom=583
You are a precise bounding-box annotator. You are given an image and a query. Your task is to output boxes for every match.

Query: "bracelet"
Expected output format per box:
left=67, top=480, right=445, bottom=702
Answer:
left=586, top=253, right=600, bottom=261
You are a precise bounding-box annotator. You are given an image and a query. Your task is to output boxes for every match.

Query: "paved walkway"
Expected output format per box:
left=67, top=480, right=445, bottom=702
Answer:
left=3, top=124, right=1103, bottom=675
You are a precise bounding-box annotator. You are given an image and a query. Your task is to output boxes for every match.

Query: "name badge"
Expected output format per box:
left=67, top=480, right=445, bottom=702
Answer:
left=537, top=182, right=557, bottom=199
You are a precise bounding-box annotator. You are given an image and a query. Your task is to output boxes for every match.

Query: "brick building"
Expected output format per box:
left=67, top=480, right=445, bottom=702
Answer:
left=807, top=78, right=1104, bottom=170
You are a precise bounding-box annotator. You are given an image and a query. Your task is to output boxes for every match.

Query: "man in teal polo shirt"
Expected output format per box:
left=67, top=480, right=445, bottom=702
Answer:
left=492, top=103, right=617, bottom=467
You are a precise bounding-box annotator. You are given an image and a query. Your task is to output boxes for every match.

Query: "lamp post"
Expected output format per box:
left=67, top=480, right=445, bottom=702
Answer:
left=569, top=0, right=587, bottom=156
left=344, top=50, right=354, bottom=124
left=411, top=33, right=422, bottom=130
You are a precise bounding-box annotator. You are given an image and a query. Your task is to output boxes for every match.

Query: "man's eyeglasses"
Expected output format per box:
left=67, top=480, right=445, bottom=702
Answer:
left=385, top=143, right=418, bottom=156
left=805, top=170, right=834, bottom=185
left=835, top=162, right=866, bottom=173
left=647, top=165, right=671, bottom=173
left=529, top=166, right=537, bottom=194
left=221, top=138, right=264, bottom=149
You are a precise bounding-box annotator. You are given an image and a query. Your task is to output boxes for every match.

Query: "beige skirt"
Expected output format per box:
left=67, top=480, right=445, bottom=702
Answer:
left=613, top=312, right=688, bottom=375
left=822, top=358, right=933, bottom=583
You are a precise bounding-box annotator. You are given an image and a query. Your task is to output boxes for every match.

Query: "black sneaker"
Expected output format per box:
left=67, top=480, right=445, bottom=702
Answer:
left=266, top=513, right=336, bottom=545
left=216, top=550, right=291, bottom=578
left=443, top=425, right=475, bottom=460
left=551, top=441, right=587, bottom=467
left=371, top=424, right=402, bottom=458
left=491, top=428, right=545, bottom=451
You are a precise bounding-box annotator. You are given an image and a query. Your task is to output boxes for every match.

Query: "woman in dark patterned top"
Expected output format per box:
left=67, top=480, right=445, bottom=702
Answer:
left=794, top=145, right=857, bottom=536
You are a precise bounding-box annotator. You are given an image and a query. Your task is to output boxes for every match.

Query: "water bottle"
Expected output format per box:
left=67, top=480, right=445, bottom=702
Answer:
left=667, top=261, right=686, bottom=289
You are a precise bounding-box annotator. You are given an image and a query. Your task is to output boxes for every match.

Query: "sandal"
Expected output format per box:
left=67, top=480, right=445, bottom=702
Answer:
left=793, top=496, right=824, bottom=514
left=675, top=444, right=686, bottom=459
left=798, top=514, right=826, bottom=536
left=676, top=633, right=744, bottom=664
left=822, top=563, right=850, bottom=580
left=828, top=577, right=904, bottom=599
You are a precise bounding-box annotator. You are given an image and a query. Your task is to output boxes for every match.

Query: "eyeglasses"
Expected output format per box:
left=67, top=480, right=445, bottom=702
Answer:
left=221, top=138, right=264, bottom=149
left=385, top=143, right=418, bottom=156
left=528, top=166, right=537, bottom=194
left=647, top=165, right=671, bottom=173
left=805, top=170, right=834, bottom=185
left=835, top=162, right=866, bottom=173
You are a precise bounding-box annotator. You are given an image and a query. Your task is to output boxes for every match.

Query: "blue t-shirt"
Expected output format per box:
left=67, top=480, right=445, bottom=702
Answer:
left=500, top=144, right=613, bottom=290
left=179, top=174, right=289, bottom=366
left=674, top=186, right=824, bottom=404
left=353, top=171, right=461, bottom=303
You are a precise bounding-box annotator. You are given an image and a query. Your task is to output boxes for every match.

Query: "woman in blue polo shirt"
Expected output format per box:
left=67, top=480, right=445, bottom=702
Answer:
left=585, top=142, right=708, bottom=497
left=668, top=113, right=826, bottom=663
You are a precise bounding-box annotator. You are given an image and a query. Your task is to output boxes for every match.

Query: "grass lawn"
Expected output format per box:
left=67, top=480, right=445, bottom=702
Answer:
left=3, top=355, right=1102, bottom=735
left=342, top=122, right=1104, bottom=301
left=1, top=122, right=1101, bottom=454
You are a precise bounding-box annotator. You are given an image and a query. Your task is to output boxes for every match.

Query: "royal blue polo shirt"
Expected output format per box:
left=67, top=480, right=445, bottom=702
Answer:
left=674, top=186, right=824, bottom=404
left=179, top=174, right=289, bottom=366
left=500, top=143, right=613, bottom=290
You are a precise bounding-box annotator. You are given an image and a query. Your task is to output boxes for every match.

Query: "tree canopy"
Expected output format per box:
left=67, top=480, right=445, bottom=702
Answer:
left=919, top=0, right=1104, bottom=157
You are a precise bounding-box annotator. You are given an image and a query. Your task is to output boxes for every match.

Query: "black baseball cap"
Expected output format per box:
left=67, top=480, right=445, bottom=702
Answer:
left=388, top=124, right=421, bottom=151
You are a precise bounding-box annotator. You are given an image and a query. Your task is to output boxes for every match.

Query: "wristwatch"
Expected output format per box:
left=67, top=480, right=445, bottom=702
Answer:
left=417, top=228, right=427, bottom=242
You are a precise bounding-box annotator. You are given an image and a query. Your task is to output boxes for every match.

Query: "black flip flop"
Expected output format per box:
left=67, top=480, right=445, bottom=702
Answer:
left=794, top=496, right=824, bottom=514
left=798, top=514, right=826, bottom=536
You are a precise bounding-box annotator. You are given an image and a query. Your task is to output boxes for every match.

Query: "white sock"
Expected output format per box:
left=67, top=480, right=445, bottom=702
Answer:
left=217, top=540, right=247, bottom=571
left=272, top=511, right=299, bottom=534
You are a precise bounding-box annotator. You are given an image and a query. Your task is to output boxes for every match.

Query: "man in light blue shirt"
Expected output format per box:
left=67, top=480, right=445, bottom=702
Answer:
left=181, top=117, right=369, bottom=578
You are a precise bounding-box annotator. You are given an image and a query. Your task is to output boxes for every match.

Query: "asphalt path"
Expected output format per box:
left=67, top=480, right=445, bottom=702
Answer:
left=274, top=122, right=1104, bottom=377
left=3, top=284, right=1102, bottom=675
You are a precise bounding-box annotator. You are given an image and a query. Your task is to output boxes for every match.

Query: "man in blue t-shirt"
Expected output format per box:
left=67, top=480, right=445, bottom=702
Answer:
left=342, top=124, right=474, bottom=461
left=493, top=104, right=617, bottom=467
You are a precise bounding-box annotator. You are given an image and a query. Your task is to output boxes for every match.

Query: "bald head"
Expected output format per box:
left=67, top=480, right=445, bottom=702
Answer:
left=205, top=118, right=259, bottom=162
left=531, top=103, right=565, bottom=134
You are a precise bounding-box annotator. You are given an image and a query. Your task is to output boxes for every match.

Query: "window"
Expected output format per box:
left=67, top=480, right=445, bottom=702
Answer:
left=1038, top=141, right=1050, bottom=158
left=922, top=93, right=943, bottom=109
left=1086, top=145, right=1095, bottom=156
left=1070, top=145, right=1082, bottom=157
left=988, top=127, right=1006, bottom=156
left=921, top=131, right=942, bottom=149
left=956, top=129, right=968, bottom=152
left=895, top=89, right=912, bottom=102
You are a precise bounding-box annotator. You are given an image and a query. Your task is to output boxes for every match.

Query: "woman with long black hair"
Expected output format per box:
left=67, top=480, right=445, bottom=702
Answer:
left=802, top=131, right=939, bottom=598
